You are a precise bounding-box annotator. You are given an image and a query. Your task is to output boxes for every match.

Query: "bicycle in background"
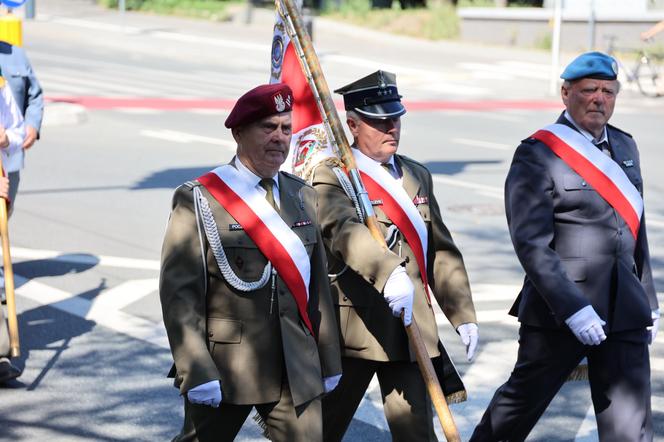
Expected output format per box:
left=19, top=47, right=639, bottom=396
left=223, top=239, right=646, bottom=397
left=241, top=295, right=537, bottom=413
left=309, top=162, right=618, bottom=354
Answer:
left=605, top=35, right=663, bottom=98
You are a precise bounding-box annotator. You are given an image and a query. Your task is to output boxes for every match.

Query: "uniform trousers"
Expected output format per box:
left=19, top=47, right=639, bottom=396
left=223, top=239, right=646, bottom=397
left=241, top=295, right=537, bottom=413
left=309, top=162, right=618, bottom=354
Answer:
left=174, top=382, right=322, bottom=442
left=470, top=325, right=652, bottom=442
left=323, top=357, right=436, bottom=442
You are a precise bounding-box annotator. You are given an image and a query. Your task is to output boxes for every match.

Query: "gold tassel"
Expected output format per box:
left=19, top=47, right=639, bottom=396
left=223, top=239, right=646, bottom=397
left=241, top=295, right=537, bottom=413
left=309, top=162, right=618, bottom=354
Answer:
left=445, top=390, right=467, bottom=404
left=252, top=411, right=272, bottom=440
left=567, top=364, right=589, bottom=381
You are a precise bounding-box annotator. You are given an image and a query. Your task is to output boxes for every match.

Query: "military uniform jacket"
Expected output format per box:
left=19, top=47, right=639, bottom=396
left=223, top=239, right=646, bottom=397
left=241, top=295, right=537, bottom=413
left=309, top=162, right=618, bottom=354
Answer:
left=312, top=154, right=477, bottom=363
left=160, top=169, right=341, bottom=407
left=506, top=114, right=658, bottom=331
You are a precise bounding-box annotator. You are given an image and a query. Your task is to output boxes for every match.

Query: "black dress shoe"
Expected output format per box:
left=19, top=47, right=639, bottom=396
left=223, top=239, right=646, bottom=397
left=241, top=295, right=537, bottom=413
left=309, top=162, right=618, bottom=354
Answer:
left=0, top=357, right=21, bottom=384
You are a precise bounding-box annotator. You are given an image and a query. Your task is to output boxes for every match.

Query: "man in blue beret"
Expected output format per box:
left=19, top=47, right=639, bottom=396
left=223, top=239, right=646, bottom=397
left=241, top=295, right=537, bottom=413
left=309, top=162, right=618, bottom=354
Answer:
left=470, top=51, right=658, bottom=441
left=160, top=83, right=341, bottom=441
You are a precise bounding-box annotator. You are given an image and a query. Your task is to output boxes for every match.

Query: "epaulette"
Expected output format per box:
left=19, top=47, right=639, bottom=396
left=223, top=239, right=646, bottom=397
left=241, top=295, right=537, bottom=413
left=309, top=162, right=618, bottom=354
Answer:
left=521, top=137, right=538, bottom=145
left=280, top=171, right=309, bottom=187
left=607, top=124, right=633, bottom=139
left=398, top=154, right=427, bottom=173
left=180, top=180, right=201, bottom=190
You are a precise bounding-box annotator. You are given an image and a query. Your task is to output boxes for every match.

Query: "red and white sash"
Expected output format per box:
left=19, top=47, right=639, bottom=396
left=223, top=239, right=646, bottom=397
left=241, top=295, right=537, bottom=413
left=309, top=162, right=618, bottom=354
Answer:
left=532, top=123, right=643, bottom=239
left=353, top=150, right=431, bottom=302
left=197, top=165, right=314, bottom=335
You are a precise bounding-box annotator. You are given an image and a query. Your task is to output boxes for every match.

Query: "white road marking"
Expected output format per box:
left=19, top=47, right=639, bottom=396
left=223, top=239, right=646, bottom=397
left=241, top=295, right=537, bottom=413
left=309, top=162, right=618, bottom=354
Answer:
left=43, top=17, right=270, bottom=52
left=15, top=275, right=168, bottom=349
left=140, top=129, right=236, bottom=149
left=10, top=246, right=160, bottom=270
left=651, top=357, right=664, bottom=370
left=452, top=137, right=511, bottom=151
left=432, top=175, right=503, bottom=199
left=86, top=279, right=159, bottom=317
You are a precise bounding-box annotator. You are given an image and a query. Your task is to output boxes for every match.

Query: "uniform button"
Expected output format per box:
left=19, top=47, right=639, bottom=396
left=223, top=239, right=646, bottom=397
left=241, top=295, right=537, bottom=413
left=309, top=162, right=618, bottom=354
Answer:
left=208, top=332, right=214, bottom=337
left=618, top=230, right=623, bottom=236
left=581, top=181, right=587, bottom=187
left=404, top=256, right=410, bottom=264
left=343, top=296, right=348, bottom=301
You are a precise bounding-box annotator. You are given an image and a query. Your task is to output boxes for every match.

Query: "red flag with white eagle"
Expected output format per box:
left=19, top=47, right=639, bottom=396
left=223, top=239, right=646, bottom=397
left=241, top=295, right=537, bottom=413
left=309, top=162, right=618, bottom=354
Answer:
left=269, top=9, right=336, bottom=179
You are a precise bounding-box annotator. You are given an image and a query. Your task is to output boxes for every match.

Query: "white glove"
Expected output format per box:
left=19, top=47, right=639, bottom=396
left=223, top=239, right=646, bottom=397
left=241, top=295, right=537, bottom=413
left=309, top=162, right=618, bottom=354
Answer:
left=383, top=265, right=414, bottom=326
left=648, top=309, right=660, bottom=344
left=187, top=380, right=222, bottom=408
left=457, top=323, right=479, bottom=361
left=323, top=374, right=342, bottom=393
left=565, top=305, right=607, bottom=346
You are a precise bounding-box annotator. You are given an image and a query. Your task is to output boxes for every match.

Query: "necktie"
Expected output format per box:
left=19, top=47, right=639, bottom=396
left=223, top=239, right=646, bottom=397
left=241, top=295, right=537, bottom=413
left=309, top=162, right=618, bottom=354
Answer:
left=381, top=162, right=397, bottom=179
left=595, top=141, right=612, bottom=158
left=259, top=178, right=278, bottom=211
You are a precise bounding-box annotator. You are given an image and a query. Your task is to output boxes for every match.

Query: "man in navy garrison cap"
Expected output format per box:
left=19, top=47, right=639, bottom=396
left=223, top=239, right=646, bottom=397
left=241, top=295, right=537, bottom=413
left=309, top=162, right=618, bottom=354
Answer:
left=314, top=70, right=479, bottom=441
left=470, top=51, right=658, bottom=441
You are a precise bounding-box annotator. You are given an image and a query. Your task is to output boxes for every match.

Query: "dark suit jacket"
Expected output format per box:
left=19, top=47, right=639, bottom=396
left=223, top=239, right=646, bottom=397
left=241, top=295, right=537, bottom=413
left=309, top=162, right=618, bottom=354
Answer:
left=505, top=114, right=658, bottom=332
left=160, top=168, right=341, bottom=407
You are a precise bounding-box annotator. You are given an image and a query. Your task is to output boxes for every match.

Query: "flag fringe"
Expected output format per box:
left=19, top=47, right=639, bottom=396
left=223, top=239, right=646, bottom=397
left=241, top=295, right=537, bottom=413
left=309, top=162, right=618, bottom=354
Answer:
left=253, top=411, right=272, bottom=440
left=567, top=364, right=589, bottom=381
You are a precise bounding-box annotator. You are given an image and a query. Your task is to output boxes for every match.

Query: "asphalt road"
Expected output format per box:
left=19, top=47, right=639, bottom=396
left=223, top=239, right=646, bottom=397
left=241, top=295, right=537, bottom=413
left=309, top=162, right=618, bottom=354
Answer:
left=1, top=0, right=663, bottom=440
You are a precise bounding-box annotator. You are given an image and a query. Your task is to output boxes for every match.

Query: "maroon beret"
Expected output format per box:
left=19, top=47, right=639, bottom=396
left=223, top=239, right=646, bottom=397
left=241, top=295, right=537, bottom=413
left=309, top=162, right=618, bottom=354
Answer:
left=224, top=83, right=294, bottom=128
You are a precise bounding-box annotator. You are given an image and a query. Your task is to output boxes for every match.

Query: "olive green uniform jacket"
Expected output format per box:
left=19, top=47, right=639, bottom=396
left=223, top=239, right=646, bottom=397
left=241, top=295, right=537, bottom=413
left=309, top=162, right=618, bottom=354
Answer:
left=160, top=170, right=342, bottom=408
left=312, top=154, right=476, bottom=395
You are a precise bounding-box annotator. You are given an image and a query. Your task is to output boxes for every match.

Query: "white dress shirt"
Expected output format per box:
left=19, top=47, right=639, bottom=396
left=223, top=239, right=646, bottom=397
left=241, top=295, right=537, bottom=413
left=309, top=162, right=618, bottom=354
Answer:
left=0, top=84, right=25, bottom=173
left=234, top=156, right=281, bottom=209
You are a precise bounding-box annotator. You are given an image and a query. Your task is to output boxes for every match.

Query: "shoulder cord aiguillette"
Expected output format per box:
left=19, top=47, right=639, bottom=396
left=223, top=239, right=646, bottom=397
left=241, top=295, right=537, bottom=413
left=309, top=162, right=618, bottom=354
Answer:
left=193, top=186, right=272, bottom=292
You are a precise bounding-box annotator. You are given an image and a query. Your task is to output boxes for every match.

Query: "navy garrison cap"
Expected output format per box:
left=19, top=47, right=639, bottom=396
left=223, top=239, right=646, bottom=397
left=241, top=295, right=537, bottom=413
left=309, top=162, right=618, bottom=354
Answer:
left=334, top=70, right=406, bottom=120
left=560, top=51, right=618, bottom=81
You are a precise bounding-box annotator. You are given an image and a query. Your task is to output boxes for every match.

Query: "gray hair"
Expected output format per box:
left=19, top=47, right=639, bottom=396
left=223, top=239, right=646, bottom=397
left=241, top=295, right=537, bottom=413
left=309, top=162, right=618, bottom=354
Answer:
left=562, top=79, right=621, bottom=93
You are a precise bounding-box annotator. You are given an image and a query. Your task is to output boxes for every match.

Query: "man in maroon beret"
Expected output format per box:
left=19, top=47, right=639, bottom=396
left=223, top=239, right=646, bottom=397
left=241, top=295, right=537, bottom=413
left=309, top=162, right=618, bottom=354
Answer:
left=160, top=83, right=342, bottom=442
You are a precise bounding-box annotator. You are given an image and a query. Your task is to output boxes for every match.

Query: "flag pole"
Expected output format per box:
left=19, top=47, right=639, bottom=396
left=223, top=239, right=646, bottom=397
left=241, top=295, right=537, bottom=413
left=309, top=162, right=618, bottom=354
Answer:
left=276, top=1, right=461, bottom=440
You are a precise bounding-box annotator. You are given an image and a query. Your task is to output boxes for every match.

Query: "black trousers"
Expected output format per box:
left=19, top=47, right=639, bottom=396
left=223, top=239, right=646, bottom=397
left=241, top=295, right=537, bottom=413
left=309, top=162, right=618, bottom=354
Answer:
left=470, top=325, right=652, bottom=442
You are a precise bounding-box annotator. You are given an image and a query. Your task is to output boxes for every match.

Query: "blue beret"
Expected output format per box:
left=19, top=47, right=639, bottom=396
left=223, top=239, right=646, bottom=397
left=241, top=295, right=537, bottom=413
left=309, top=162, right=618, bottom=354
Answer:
left=560, top=51, right=618, bottom=81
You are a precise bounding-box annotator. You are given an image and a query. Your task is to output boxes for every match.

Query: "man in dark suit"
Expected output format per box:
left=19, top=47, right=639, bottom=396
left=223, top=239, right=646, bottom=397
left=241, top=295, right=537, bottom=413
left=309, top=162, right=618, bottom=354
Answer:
left=160, top=83, right=341, bottom=442
left=470, top=52, right=659, bottom=441
left=314, top=71, right=479, bottom=442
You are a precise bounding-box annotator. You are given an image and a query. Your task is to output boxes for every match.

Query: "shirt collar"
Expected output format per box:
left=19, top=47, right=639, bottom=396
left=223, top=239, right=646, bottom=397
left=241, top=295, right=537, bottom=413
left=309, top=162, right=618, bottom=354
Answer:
left=233, top=156, right=280, bottom=192
left=564, top=110, right=608, bottom=145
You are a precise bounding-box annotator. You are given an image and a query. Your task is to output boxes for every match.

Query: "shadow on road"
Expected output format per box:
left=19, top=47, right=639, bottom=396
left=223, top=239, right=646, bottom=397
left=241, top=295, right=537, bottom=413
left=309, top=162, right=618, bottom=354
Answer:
left=131, top=165, right=219, bottom=190
left=423, top=160, right=502, bottom=176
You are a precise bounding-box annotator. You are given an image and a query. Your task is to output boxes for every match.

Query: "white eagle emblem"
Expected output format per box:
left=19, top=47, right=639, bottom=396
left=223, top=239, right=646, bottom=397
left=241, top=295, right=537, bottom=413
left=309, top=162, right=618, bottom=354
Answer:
left=274, top=94, right=286, bottom=112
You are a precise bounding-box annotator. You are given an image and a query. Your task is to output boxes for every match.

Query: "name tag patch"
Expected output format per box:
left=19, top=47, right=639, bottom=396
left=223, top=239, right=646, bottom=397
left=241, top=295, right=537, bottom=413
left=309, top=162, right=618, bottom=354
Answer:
left=371, top=199, right=383, bottom=206
left=292, top=220, right=312, bottom=228
left=229, top=223, right=243, bottom=231
left=413, top=196, right=429, bottom=205
left=622, top=159, right=634, bottom=168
